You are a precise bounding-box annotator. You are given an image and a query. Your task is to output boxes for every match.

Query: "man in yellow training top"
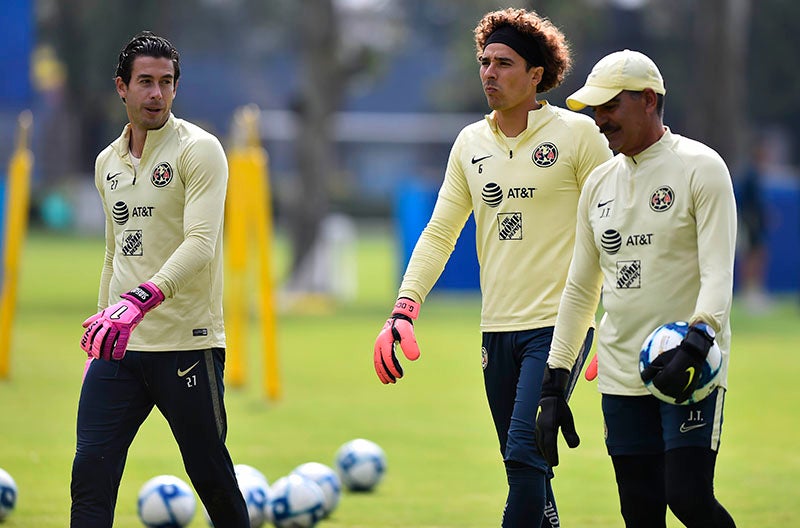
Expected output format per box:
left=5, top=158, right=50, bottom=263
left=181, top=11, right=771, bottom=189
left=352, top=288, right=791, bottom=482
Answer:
left=536, top=49, right=737, bottom=527
left=72, top=31, right=248, bottom=527
left=372, top=8, right=611, bottom=527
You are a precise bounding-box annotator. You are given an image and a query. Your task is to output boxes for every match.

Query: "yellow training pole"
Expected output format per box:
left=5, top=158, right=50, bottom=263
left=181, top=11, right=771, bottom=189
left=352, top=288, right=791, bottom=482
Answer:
left=243, top=120, right=280, bottom=401
left=256, top=155, right=280, bottom=400
left=238, top=105, right=280, bottom=400
left=224, top=110, right=250, bottom=388
left=224, top=105, right=280, bottom=399
left=0, top=111, right=33, bottom=379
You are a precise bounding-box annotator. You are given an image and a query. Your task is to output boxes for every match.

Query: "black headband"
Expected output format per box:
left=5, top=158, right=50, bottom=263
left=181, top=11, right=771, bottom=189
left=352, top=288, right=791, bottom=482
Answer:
left=484, top=25, right=543, bottom=66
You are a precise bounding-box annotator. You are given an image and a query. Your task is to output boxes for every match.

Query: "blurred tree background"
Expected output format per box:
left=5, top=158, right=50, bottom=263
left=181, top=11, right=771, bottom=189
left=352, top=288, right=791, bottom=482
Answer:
left=7, top=0, right=799, bottom=291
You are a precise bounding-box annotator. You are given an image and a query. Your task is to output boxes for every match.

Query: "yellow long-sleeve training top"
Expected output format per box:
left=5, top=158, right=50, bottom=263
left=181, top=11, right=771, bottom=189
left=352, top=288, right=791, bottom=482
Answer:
left=93, top=114, right=228, bottom=351
left=548, top=128, right=737, bottom=395
left=399, top=102, right=612, bottom=331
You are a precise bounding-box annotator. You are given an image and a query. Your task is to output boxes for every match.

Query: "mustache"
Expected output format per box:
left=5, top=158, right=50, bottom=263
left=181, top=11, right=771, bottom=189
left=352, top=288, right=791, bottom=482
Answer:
left=599, top=125, right=617, bottom=135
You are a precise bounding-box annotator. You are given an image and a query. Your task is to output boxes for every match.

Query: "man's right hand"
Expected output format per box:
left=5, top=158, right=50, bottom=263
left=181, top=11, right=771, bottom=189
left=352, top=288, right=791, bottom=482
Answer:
left=373, top=298, right=421, bottom=384
left=80, top=282, right=164, bottom=361
left=535, top=366, right=580, bottom=467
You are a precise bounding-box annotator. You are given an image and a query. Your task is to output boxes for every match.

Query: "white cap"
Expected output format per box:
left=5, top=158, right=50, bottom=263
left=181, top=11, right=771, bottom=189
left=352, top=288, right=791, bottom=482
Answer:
left=567, top=49, right=665, bottom=111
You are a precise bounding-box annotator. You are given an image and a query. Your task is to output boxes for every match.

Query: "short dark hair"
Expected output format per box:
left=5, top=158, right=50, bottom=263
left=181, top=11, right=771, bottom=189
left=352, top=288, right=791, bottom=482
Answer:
left=624, top=90, right=665, bottom=119
left=115, top=31, right=180, bottom=85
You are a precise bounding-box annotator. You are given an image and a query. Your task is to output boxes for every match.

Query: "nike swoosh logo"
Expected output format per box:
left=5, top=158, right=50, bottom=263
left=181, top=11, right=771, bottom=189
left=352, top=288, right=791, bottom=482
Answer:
left=597, top=199, right=615, bottom=208
left=471, top=154, right=492, bottom=164
left=683, top=366, right=696, bottom=392
left=177, top=361, right=200, bottom=377
left=679, top=422, right=707, bottom=433
left=106, top=172, right=122, bottom=181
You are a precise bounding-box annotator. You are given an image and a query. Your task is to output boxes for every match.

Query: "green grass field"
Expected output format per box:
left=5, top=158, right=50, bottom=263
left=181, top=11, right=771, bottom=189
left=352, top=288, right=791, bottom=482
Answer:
left=1, top=228, right=799, bottom=527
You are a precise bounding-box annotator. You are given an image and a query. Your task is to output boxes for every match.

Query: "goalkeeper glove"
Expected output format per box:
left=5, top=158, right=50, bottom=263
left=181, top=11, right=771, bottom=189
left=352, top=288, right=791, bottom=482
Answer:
left=640, top=323, right=715, bottom=404
left=80, top=282, right=165, bottom=361
left=535, top=366, right=580, bottom=467
left=373, top=298, right=420, bottom=384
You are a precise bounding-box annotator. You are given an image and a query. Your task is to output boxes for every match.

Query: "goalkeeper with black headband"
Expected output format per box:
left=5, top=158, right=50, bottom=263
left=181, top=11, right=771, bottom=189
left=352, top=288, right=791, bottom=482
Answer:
left=371, top=8, right=611, bottom=527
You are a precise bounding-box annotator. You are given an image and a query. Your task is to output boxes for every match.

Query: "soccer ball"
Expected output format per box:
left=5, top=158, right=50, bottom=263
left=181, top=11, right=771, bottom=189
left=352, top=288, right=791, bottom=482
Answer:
left=267, top=474, right=326, bottom=528
left=639, top=321, right=722, bottom=405
left=292, top=462, right=341, bottom=517
left=234, top=464, right=270, bottom=527
left=334, top=438, right=386, bottom=492
left=204, top=467, right=270, bottom=527
left=0, top=467, right=17, bottom=522
left=204, top=473, right=270, bottom=528
left=235, top=463, right=269, bottom=489
left=238, top=473, right=270, bottom=528
left=137, top=475, right=196, bottom=528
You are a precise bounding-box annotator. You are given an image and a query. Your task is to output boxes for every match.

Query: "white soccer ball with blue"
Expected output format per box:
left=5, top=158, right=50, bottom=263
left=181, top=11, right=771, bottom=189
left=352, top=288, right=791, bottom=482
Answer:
left=0, top=467, right=17, bottom=522
left=292, top=462, right=341, bottom=517
left=639, top=321, right=722, bottom=405
left=204, top=473, right=271, bottom=528
left=334, top=438, right=387, bottom=492
left=235, top=463, right=269, bottom=489
left=204, top=466, right=270, bottom=527
left=137, top=475, right=196, bottom=528
left=267, top=474, right=326, bottom=528
left=238, top=473, right=270, bottom=527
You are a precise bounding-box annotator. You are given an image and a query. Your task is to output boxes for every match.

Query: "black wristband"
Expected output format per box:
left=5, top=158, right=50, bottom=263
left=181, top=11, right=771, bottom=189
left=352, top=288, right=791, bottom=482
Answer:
left=683, top=326, right=714, bottom=360
left=391, top=313, right=413, bottom=324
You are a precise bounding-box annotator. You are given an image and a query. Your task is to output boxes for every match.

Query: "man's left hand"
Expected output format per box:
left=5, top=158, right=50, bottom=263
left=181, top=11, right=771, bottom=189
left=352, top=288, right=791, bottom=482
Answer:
left=640, top=324, right=715, bottom=403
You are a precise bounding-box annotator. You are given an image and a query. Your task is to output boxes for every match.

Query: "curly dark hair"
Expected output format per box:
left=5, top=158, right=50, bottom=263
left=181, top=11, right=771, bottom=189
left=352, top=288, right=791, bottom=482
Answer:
left=474, top=8, right=571, bottom=93
left=115, top=31, right=180, bottom=85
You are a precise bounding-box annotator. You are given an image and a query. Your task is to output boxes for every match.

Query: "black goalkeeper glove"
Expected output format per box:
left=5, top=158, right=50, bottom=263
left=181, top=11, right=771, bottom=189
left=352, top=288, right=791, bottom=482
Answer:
left=640, top=323, right=715, bottom=404
left=535, top=366, right=580, bottom=467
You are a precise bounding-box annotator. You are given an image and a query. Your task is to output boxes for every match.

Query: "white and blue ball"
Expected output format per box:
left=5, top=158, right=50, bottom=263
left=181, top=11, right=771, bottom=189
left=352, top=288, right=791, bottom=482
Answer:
left=267, top=474, right=326, bottom=528
left=238, top=473, right=270, bottom=528
left=137, top=475, right=196, bottom=528
left=204, top=467, right=270, bottom=527
left=639, top=321, right=722, bottom=405
left=291, top=462, right=341, bottom=517
left=234, top=463, right=269, bottom=489
left=0, top=467, right=17, bottom=522
left=334, top=438, right=386, bottom=492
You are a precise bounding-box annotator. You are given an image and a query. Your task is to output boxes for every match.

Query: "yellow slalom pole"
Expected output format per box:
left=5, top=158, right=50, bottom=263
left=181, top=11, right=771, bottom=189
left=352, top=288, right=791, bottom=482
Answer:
left=240, top=105, right=280, bottom=400
left=224, top=105, right=280, bottom=399
left=0, top=111, right=33, bottom=379
left=224, top=110, right=250, bottom=388
left=246, top=134, right=280, bottom=400
left=257, top=155, right=280, bottom=401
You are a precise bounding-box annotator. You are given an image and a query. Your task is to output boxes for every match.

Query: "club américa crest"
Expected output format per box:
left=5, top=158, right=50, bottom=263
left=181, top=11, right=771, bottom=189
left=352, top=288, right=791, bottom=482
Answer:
left=151, top=162, right=173, bottom=188
left=649, top=185, right=674, bottom=211
left=532, top=142, right=558, bottom=167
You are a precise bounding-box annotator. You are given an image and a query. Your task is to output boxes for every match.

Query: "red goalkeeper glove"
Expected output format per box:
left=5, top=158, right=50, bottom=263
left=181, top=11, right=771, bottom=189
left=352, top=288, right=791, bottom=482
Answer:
left=80, top=282, right=165, bottom=361
left=373, top=298, right=420, bottom=384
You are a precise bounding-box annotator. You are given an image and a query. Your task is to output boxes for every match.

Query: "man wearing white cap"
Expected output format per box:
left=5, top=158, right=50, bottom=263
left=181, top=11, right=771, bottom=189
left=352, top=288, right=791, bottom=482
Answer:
left=535, top=50, right=737, bottom=526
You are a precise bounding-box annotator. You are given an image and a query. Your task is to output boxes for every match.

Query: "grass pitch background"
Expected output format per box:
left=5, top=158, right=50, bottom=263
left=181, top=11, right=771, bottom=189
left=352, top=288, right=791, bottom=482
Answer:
left=1, top=228, right=799, bottom=527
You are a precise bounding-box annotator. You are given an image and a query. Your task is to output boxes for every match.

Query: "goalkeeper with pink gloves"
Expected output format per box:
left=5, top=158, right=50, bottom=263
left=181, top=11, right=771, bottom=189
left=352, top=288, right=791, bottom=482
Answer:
left=373, top=8, right=611, bottom=528
left=70, top=32, right=249, bottom=528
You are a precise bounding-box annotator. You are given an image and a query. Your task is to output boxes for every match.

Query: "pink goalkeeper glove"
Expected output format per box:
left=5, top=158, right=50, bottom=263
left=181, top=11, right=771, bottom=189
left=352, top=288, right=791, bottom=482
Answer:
left=80, top=282, right=165, bottom=361
left=374, top=298, right=421, bottom=384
